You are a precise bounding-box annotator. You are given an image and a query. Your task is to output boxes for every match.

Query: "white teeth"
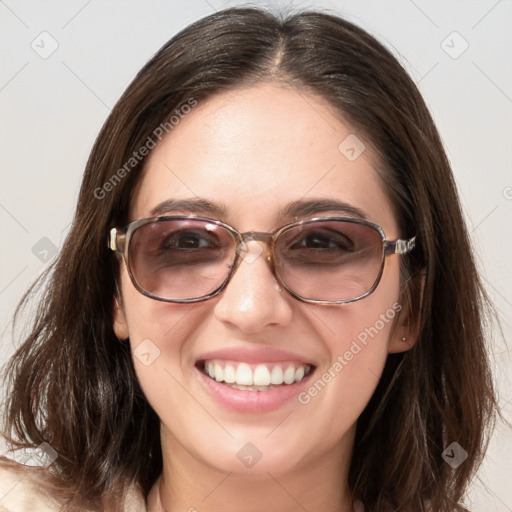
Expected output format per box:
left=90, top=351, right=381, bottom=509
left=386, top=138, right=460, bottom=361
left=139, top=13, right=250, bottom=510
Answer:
left=229, top=383, right=276, bottom=392
left=235, top=363, right=253, bottom=386
left=283, top=365, right=295, bottom=385
left=203, top=360, right=311, bottom=388
left=214, top=362, right=223, bottom=382
left=270, top=365, right=284, bottom=385
left=223, top=364, right=236, bottom=384
left=253, top=364, right=271, bottom=386
left=294, top=365, right=305, bottom=382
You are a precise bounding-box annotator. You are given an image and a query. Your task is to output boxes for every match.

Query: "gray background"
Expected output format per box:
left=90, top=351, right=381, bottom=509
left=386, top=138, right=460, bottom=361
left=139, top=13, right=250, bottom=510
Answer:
left=0, top=0, right=511, bottom=510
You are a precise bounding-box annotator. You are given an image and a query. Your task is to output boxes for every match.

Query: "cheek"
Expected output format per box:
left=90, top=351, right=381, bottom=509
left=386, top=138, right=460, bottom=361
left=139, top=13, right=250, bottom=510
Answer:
left=304, top=304, right=398, bottom=410
left=290, top=320, right=395, bottom=467
left=300, top=264, right=402, bottom=424
left=118, top=267, right=198, bottom=397
left=123, top=296, right=207, bottom=436
left=119, top=264, right=197, bottom=346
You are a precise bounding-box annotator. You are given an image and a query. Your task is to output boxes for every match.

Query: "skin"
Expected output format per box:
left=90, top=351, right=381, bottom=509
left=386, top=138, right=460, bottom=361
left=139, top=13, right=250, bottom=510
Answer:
left=113, top=83, right=418, bottom=512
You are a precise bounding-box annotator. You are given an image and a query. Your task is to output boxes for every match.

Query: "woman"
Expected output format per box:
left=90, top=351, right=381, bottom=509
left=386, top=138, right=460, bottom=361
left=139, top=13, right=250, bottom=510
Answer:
left=0, top=7, right=496, bottom=512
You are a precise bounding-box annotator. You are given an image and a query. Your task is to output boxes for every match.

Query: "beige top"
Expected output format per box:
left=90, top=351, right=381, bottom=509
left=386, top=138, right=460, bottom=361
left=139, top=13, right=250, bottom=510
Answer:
left=0, top=459, right=364, bottom=511
left=0, top=460, right=149, bottom=512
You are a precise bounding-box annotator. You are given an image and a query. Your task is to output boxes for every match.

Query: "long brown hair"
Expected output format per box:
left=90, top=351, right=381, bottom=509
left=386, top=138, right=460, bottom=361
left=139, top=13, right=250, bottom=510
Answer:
left=1, top=7, right=497, bottom=511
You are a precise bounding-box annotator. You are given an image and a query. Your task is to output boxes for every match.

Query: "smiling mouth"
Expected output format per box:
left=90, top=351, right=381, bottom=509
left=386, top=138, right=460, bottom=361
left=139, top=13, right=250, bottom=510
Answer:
left=197, top=360, right=315, bottom=391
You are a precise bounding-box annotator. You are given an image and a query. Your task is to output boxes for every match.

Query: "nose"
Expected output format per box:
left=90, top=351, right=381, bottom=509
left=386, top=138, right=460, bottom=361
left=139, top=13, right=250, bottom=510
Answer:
left=213, top=240, right=293, bottom=334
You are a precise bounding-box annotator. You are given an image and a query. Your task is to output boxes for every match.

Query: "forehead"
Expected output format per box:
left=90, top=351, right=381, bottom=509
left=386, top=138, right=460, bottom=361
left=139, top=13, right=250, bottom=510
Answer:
left=131, top=83, right=398, bottom=235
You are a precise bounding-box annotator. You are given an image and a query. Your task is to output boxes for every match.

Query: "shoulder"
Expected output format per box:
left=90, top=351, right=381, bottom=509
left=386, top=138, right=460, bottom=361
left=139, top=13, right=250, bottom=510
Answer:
left=0, top=458, right=147, bottom=512
left=0, top=458, right=60, bottom=512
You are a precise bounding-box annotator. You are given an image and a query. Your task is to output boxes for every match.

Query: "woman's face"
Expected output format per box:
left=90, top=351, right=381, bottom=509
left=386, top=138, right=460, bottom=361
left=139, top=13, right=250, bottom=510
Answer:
left=114, top=83, right=409, bottom=477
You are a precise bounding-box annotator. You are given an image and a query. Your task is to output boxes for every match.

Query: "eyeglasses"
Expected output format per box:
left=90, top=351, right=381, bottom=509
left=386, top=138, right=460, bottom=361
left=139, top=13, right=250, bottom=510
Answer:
left=108, top=215, right=416, bottom=304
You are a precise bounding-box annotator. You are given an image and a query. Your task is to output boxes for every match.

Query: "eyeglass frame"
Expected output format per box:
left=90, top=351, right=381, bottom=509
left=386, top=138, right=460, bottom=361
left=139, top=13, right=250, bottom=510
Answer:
left=108, top=215, right=416, bottom=305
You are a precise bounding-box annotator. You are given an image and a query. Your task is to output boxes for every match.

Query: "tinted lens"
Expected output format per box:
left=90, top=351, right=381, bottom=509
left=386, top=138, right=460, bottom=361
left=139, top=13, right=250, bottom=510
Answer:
left=129, top=219, right=236, bottom=300
left=276, top=220, right=384, bottom=302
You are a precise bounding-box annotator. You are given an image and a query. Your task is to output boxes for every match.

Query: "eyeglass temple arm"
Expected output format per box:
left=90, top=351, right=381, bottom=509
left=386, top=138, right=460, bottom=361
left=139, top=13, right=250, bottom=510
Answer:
left=385, top=236, right=416, bottom=255
left=109, top=228, right=127, bottom=253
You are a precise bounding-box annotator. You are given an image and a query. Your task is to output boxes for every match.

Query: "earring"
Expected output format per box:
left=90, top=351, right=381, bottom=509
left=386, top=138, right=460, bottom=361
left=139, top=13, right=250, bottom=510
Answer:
left=401, top=336, right=407, bottom=341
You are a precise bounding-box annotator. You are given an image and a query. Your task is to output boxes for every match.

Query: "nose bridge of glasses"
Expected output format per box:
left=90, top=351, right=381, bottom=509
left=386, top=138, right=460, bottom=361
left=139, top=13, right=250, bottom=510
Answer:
left=236, top=231, right=274, bottom=261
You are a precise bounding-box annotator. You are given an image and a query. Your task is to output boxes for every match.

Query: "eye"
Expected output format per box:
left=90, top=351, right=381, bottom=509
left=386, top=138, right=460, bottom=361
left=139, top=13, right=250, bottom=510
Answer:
left=289, top=230, right=353, bottom=251
left=277, top=226, right=360, bottom=267
left=161, top=229, right=220, bottom=250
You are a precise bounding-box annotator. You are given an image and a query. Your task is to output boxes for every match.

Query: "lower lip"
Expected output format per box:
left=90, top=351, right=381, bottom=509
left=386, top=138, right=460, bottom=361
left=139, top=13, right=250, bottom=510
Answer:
left=195, top=366, right=314, bottom=413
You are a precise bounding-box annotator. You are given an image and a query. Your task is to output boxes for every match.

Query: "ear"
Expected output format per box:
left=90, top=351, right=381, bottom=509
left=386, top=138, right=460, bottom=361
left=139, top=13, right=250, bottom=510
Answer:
left=388, top=270, right=425, bottom=354
left=113, top=291, right=129, bottom=340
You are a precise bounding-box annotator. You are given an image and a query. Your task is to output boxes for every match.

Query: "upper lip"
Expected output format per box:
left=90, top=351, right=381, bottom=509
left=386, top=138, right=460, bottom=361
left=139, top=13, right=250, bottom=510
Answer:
left=196, top=347, right=316, bottom=366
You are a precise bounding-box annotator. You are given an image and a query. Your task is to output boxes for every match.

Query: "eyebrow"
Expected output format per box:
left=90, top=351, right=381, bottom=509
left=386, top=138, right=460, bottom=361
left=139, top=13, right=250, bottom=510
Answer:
left=149, top=197, right=367, bottom=221
left=280, top=199, right=368, bottom=220
left=150, top=198, right=227, bottom=217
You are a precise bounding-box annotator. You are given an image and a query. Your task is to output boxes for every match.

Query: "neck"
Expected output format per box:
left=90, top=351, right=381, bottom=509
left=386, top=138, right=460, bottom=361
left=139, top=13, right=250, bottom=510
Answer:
left=152, top=426, right=356, bottom=512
